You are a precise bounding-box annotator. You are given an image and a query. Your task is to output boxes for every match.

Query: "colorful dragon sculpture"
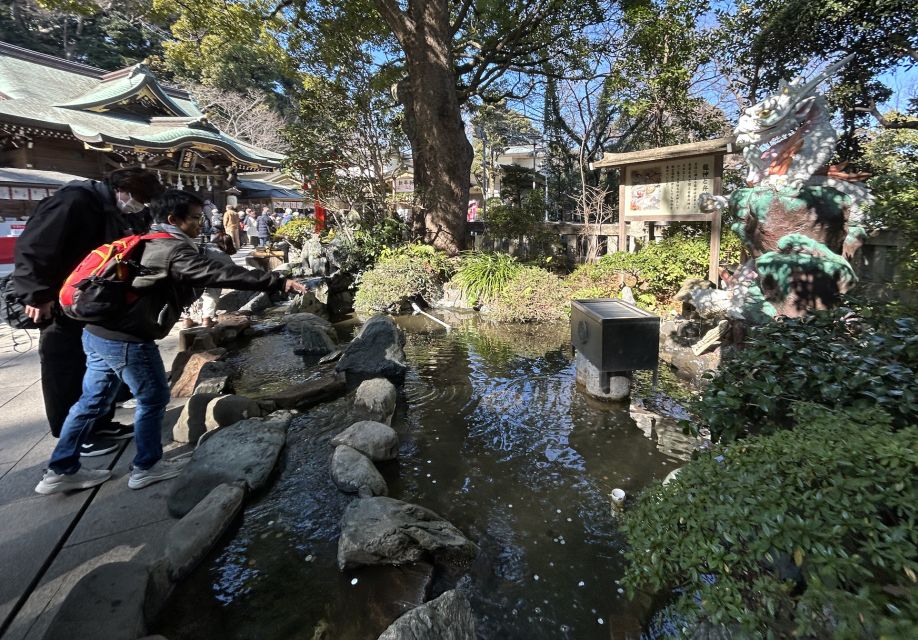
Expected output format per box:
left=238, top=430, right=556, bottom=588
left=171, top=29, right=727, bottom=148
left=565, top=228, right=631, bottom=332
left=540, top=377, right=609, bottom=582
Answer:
left=691, top=55, right=871, bottom=321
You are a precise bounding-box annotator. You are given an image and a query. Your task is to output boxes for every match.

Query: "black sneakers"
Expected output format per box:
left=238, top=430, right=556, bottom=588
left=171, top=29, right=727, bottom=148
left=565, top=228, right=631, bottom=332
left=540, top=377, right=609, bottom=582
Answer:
left=92, top=422, right=134, bottom=440
left=79, top=438, right=119, bottom=457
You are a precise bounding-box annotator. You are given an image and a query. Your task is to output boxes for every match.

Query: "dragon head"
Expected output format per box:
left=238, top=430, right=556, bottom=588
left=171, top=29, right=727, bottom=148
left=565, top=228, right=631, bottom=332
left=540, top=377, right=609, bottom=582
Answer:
left=735, top=55, right=854, bottom=187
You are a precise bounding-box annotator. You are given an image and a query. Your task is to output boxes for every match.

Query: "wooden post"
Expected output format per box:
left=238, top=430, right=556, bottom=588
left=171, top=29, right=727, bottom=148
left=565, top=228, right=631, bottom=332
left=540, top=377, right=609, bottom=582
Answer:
left=618, top=179, right=627, bottom=253
left=708, top=154, right=724, bottom=284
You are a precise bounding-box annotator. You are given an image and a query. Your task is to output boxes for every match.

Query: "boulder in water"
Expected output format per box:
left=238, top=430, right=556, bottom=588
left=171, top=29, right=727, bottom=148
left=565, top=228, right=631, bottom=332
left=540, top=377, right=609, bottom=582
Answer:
left=331, top=420, right=398, bottom=462
left=337, top=497, right=478, bottom=570
left=354, top=378, right=397, bottom=425
left=336, top=315, right=407, bottom=383
left=331, top=445, right=388, bottom=497
left=376, top=590, right=476, bottom=640
left=166, top=411, right=295, bottom=517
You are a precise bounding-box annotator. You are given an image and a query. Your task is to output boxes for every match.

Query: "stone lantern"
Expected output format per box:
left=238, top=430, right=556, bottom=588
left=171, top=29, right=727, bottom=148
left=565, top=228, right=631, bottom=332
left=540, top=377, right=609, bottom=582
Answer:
left=224, top=186, right=241, bottom=208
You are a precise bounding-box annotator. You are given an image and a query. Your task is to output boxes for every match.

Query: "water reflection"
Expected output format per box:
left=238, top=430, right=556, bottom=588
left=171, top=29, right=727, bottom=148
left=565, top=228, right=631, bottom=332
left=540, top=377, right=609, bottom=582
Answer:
left=156, top=320, right=699, bottom=640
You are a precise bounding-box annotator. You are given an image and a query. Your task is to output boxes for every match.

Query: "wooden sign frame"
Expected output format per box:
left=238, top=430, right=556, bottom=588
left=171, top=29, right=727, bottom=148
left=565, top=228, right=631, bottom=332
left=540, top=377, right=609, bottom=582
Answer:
left=617, top=153, right=724, bottom=283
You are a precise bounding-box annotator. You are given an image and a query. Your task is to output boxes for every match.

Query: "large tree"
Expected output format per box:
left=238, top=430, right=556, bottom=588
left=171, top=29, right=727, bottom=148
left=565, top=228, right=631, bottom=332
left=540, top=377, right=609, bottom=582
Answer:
left=157, top=0, right=606, bottom=254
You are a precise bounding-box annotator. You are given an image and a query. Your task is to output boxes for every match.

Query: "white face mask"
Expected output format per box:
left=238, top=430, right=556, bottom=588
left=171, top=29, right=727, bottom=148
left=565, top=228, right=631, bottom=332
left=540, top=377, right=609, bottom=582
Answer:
left=116, top=191, right=145, bottom=214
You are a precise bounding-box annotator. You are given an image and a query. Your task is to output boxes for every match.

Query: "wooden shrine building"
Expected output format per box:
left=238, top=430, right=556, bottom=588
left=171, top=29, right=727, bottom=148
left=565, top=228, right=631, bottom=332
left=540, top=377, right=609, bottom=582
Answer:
left=0, top=41, right=284, bottom=221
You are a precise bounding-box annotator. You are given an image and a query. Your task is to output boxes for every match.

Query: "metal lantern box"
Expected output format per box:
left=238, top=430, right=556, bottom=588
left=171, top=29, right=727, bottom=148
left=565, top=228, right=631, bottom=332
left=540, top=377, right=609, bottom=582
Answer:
left=570, top=299, right=660, bottom=372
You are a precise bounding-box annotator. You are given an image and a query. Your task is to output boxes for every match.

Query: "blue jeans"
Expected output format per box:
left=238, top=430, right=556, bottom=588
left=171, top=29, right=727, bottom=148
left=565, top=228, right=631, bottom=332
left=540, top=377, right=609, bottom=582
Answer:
left=48, top=331, right=170, bottom=474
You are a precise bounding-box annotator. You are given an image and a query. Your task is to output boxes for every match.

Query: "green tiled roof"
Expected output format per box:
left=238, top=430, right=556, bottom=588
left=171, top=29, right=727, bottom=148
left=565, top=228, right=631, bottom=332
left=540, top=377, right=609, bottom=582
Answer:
left=0, top=42, right=281, bottom=168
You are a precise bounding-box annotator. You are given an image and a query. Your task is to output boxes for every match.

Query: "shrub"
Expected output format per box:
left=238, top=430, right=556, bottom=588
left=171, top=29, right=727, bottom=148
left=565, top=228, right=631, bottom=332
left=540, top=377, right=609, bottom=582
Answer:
left=622, top=404, right=918, bottom=638
left=486, top=266, right=571, bottom=322
left=450, top=252, right=522, bottom=305
left=353, top=245, right=451, bottom=315
left=566, top=231, right=743, bottom=310
left=274, top=217, right=316, bottom=247
left=690, top=305, right=918, bottom=442
left=337, top=217, right=408, bottom=276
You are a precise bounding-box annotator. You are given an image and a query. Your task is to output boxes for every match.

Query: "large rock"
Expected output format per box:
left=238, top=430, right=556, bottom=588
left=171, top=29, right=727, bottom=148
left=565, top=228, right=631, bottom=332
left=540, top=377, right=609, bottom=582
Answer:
left=43, top=562, right=152, bottom=640
left=354, top=378, right=397, bottom=425
left=166, top=411, right=295, bottom=517
left=204, top=394, right=263, bottom=432
left=287, top=290, right=326, bottom=315
left=161, top=483, right=245, bottom=581
left=217, top=289, right=258, bottom=313
left=172, top=392, right=222, bottom=444
left=376, top=590, right=476, bottom=640
left=331, top=445, right=388, bottom=497
left=286, top=312, right=337, bottom=355
left=170, top=349, right=226, bottom=398
left=331, top=421, right=398, bottom=462
left=336, top=315, right=407, bottom=383
left=267, top=369, right=346, bottom=410
left=338, top=497, right=478, bottom=570
left=212, top=314, right=251, bottom=343
left=238, top=291, right=272, bottom=314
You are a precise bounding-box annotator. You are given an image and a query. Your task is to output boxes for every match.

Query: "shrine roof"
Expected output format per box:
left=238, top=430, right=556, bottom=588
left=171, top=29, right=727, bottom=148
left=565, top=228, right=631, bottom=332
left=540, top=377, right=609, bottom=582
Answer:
left=0, top=42, right=282, bottom=169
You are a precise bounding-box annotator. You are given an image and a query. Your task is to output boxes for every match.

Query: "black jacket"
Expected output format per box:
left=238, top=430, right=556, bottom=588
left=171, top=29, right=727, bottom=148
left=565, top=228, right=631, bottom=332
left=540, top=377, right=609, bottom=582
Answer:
left=12, top=180, right=147, bottom=306
left=86, top=234, right=287, bottom=342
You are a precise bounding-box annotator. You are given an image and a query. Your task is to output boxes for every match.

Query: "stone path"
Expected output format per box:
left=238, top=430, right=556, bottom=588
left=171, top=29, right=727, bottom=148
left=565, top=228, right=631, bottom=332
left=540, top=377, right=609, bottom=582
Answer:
left=0, top=245, right=257, bottom=639
left=0, top=323, right=186, bottom=640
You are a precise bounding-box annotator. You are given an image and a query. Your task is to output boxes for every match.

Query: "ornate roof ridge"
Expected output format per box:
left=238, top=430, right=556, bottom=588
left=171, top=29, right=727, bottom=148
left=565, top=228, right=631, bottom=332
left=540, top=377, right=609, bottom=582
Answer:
left=0, top=40, right=192, bottom=101
left=0, top=40, right=107, bottom=77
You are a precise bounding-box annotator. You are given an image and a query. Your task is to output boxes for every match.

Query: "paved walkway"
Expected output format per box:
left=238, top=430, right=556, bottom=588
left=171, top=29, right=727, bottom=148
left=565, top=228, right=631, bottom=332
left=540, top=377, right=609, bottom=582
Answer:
left=0, top=321, right=187, bottom=640
left=0, top=245, right=259, bottom=639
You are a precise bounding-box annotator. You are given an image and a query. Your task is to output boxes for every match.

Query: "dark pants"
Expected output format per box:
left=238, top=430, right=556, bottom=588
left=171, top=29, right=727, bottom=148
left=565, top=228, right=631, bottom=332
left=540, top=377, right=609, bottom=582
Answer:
left=38, top=313, right=116, bottom=437
left=49, top=332, right=169, bottom=473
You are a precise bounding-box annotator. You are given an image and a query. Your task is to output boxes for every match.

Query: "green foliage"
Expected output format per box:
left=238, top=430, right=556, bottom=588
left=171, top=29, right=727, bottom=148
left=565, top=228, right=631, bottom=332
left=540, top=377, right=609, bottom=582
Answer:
left=623, top=404, right=918, bottom=638
left=153, top=0, right=293, bottom=92
left=0, top=0, right=166, bottom=69
left=353, top=245, right=451, bottom=315
left=451, top=252, right=522, bottom=305
left=337, top=217, right=408, bottom=277
left=691, top=306, right=918, bottom=443
left=861, top=123, right=918, bottom=289
left=568, top=233, right=722, bottom=310
left=487, top=266, right=572, bottom=323
left=274, top=218, right=316, bottom=248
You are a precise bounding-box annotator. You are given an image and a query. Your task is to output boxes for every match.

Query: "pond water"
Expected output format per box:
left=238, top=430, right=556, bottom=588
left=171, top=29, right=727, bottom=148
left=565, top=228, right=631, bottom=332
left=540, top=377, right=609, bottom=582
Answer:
left=156, top=316, right=699, bottom=640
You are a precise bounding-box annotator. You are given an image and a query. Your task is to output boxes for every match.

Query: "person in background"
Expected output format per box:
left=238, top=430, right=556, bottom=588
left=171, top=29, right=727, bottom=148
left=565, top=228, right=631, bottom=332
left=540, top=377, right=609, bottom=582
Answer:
left=238, top=209, right=250, bottom=246
left=245, top=208, right=259, bottom=247
left=222, top=205, right=241, bottom=248
left=281, top=207, right=294, bottom=226
left=256, top=206, right=275, bottom=248
left=201, top=207, right=213, bottom=242
left=34, top=190, right=307, bottom=495
left=12, top=168, right=162, bottom=453
left=200, top=232, right=237, bottom=328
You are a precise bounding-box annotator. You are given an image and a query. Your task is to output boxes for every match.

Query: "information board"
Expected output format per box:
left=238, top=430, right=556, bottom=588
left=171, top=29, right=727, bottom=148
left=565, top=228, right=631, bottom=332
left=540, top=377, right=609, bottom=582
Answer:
left=624, top=155, right=715, bottom=218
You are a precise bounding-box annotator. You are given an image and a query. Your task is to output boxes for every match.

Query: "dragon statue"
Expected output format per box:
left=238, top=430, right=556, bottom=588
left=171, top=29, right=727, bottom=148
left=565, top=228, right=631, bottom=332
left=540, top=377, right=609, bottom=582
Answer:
left=690, top=54, right=871, bottom=322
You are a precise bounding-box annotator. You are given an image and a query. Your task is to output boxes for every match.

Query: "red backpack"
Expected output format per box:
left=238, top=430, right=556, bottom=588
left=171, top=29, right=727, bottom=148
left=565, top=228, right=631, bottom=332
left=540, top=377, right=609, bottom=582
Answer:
left=59, top=232, right=172, bottom=322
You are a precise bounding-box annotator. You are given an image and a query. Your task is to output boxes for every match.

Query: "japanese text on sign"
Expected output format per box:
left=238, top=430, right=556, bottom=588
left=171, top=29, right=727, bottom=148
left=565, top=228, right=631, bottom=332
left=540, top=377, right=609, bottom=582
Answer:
left=624, top=155, right=714, bottom=218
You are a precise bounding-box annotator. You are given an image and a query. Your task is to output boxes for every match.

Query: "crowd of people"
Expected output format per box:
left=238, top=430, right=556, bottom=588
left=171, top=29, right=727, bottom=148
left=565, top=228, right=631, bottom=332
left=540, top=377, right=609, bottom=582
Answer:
left=201, top=202, right=309, bottom=249
left=10, top=168, right=306, bottom=495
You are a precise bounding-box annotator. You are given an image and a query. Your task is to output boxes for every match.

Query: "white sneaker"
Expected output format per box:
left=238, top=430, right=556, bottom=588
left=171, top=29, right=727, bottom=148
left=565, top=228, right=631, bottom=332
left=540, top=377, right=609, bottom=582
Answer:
left=127, top=458, right=187, bottom=490
left=35, top=468, right=112, bottom=495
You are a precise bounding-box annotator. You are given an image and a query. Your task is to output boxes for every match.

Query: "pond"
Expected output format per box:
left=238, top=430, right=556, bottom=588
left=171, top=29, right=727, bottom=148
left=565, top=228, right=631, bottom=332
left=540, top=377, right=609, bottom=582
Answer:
left=156, top=316, right=699, bottom=640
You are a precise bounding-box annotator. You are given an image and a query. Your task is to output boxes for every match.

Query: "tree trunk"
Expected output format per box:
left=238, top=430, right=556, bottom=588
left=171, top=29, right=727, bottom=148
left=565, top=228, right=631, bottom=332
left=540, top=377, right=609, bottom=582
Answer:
left=394, top=1, right=472, bottom=255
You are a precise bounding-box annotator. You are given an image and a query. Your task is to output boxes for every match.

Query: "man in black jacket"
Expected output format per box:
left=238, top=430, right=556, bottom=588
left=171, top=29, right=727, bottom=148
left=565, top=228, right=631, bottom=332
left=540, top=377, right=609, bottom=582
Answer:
left=12, top=168, right=162, bottom=448
left=35, top=189, right=306, bottom=494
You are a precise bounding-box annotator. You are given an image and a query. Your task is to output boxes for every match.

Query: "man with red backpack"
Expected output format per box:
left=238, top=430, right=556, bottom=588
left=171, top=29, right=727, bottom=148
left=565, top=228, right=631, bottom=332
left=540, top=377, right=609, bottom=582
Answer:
left=12, top=168, right=162, bottom=453
left=35, top=189, right=307, bottom=494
